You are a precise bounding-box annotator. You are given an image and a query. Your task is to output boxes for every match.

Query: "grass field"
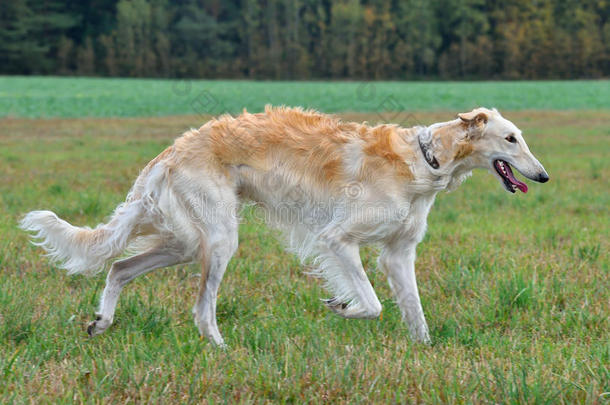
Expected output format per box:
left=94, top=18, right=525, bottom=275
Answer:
left=0, top=80, right=609, bottom=403
left=1, top=76, right=609, bottom=118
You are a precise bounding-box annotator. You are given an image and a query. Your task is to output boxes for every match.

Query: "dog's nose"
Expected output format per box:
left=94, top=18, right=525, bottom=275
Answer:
left=537, top=172, right=549, bottom=183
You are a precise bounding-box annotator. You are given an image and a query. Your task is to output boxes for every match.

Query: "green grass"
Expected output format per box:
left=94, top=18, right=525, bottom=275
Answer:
left=0, top=110, right=608, bottom=403
left=1, top=76, right=609, bottom=118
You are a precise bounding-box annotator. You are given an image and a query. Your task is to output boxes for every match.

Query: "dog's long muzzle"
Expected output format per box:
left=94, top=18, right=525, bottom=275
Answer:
left=495, top=155, right=549, bottom=193
left=521, top=158, right=549, bottom=183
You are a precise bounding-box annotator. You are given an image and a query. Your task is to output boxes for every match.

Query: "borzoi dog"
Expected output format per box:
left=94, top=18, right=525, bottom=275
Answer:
left=21, top=106, right=549, bottom=346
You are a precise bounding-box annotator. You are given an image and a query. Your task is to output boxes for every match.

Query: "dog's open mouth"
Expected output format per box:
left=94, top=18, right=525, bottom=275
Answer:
left=494, top=160, right=528, bottom=193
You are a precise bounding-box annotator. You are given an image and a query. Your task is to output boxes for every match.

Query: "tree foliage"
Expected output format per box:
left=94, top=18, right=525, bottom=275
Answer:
left=0, top=0, right=608, bottom=79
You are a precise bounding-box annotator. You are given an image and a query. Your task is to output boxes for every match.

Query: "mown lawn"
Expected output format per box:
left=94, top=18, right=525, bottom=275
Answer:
left=1, top=76, right=609, bottom=118
left=0, top=109, right=607, bottom=403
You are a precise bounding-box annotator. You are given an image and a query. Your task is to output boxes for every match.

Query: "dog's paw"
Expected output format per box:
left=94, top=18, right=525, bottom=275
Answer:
left=86, top=314, right=112, bottom=337
left=408, top=324, right=431, bottom=345
left=323, top=297, right=382, bottom=319
left=322, top=297, right=353, bottom=318
left=322, top=297, right=348, bottom=311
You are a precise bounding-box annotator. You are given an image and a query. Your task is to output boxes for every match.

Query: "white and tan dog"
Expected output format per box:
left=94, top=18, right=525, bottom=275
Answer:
left=21, top=106, right=548, bottom=346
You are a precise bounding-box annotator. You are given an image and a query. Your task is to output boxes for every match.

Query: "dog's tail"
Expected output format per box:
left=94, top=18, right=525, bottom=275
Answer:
left=20, top=196, right=146, bottom=275
left=20, top=146, right=177, bottom=275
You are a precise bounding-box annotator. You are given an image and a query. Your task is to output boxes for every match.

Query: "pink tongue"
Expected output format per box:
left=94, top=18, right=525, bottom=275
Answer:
left=504, top=164, right=528, bottom=193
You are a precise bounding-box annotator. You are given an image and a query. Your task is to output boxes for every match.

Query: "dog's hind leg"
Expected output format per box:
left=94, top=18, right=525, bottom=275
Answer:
left=87, top=245, right=184, bottom=336
left=192, top=220, right=238, bottom=347
left=318, top=237, right=382, bottom=319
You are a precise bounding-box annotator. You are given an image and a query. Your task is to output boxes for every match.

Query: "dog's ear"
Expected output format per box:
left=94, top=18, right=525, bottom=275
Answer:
left=458, top=109, right=489, bottom=140
left=458, top=109, right=489, bottom=126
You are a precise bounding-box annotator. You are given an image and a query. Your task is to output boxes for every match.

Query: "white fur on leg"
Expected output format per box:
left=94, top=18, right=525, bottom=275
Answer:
left=380, top=245, right=431, bottom=344
left=88, top=247, right=184, bottom=336
left=193, top=223, right=238, bottom=347
left=310, top=237, right=382, bottom=319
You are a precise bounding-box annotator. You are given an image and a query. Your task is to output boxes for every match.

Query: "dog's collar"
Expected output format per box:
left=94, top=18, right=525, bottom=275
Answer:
left=418, top=128, right=439, bottom=169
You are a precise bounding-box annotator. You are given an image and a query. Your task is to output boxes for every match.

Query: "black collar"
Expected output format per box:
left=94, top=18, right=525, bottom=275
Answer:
left=418, top=129, right=439, bottom=169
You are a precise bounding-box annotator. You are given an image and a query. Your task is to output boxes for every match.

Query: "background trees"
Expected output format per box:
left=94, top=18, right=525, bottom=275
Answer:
left=0, top=0, right=608, bottom=79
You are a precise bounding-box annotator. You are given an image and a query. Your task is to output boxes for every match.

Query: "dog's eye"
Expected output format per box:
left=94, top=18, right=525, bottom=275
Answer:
left=505, top=135, right=517, bottom=143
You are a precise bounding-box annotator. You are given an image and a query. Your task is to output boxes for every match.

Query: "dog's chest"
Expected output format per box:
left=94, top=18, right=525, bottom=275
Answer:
left=340, top=193, right=436, bottom=244
left=386, top=193, right=436, bottom=243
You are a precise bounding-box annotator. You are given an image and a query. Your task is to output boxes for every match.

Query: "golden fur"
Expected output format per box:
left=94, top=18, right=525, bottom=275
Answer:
left=165, top=106, right=422, bottom=197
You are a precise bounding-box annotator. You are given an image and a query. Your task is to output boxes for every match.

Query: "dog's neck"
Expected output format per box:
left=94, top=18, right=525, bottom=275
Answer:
left=415, top=121, right=475, bottom=192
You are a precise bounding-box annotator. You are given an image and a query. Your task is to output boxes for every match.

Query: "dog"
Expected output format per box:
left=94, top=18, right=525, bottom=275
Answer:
left=21, top=106, right=549, bottom=346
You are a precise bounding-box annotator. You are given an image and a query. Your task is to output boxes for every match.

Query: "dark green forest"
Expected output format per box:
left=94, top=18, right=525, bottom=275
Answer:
left=1, top=0, right=609, bottom=79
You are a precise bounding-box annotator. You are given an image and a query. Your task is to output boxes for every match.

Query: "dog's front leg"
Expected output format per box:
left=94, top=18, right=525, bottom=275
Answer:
left=318, top=236, right=382, bottom=319
left=379, top=242, right=430, bottom=344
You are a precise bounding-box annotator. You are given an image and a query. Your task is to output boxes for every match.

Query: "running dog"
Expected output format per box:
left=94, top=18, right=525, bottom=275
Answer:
left=21, top=106, right=549, bottom=346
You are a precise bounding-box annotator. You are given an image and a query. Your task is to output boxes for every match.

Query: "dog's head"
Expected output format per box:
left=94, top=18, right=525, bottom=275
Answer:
left=453, top=108, right=549, bottom=193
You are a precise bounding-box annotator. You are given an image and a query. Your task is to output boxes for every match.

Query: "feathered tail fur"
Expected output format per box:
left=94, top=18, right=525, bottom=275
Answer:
left=19, top=198, right=145, bottom=275
left=19, top=156, right=172, bottom=276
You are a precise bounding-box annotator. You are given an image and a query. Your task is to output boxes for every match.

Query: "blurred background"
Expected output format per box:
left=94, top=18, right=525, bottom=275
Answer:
left=1, top=0, right=609, bottom=80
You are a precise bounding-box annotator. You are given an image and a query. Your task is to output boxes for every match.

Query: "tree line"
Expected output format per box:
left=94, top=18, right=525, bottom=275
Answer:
left=1, top=0, right=608, bottom=79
